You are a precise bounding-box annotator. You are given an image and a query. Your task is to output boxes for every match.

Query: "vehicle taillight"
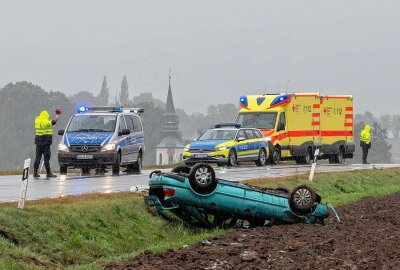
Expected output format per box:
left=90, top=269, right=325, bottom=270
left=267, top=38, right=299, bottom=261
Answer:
left=163, top=188, right=175, bottom=197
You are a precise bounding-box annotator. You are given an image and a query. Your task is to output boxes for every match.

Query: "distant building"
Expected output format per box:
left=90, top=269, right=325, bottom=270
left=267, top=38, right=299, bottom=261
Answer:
left=156, top=76, right=184, bottom=165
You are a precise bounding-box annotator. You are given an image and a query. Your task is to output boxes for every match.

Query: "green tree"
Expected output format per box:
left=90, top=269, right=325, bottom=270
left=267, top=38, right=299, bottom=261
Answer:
left=95, top=76, right=110, bottom=106
left=119, top=76, right=129, bottom=106
left=391, top=115, right=400, bottom=139
left=0, top=82, right=74, bottom=170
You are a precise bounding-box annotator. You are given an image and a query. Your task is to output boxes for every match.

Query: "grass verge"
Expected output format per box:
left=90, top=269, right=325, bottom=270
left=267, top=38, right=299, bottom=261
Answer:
left=0, top=168, right=399, bottom=269
left=244, top=168, right=400, bottom=206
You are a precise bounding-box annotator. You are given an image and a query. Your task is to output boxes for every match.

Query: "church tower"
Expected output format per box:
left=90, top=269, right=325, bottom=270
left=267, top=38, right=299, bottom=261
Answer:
left=156, top=75, right=184, bottom=165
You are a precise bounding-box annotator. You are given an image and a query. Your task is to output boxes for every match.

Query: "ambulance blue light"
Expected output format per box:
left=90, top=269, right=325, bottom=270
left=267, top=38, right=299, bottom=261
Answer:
left=257, top=97, right=265, bottom=105
left=270, top=94, right=291, bottom=107
left=239, top=96, right=248, bottom=107
left=112, top=106, right=123, bottom=112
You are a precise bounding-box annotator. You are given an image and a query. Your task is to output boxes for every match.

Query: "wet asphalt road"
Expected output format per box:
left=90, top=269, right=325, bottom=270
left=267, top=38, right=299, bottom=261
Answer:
left=0, top=163, right=398, bottom=202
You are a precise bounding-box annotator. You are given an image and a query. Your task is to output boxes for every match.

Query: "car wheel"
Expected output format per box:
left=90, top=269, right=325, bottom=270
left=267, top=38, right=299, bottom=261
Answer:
left=336, top=147, right=345, bottom=164
left=227, top=149, right=237, bottom=167
left=81, top=167, right=90, bottom=176
left=188, top=163, right=217, bottom=195
left=60, top=166, right=67, bottom=175
left=112, top=152, right=121, bottom=175
left=328, top=155, right=336, bottom=164
left=255, top=148, right=267, bottom=166
left=304, top=147, right=313, bottom=165
left=132, top=152, right=142, bottom=174
left=271, top=147, right=281, bottom=165
left=289, top=185, right=316, bottom=214
left=171, top=165, right=191, bottom=175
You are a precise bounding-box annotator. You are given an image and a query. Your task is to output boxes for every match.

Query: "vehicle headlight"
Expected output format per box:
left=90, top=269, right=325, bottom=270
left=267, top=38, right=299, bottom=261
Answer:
left=102, top=143, right=116, bottom=152
left=58, top=143, right=69, bottom=152
left=216, top=146, right=227, bottom=151
left=265, top=136, right=272, bottom=142
left=183, top=147, right=189, bottom=152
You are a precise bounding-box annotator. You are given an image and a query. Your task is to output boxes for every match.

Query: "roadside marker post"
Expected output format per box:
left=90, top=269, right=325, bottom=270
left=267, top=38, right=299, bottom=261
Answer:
left=18, top=158, right=31, bottom=209
left=39, top=160, right=44, bottom=173
left=309, top=149, right=320, bottom=182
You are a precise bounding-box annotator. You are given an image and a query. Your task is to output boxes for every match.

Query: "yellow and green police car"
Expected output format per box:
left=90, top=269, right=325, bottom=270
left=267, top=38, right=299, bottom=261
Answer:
left=183, top=123, right=270, bottom=167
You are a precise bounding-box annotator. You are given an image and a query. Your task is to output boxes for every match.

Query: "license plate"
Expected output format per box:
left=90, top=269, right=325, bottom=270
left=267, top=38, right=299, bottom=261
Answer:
left=194, top=154, right=208, bottom=158
left=76, top=155, right=94, bottom=160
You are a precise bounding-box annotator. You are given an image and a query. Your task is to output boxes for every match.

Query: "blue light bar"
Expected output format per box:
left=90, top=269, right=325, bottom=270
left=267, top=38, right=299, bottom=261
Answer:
left=213, top=123, right=242, bottom=129
left=77, top=106, right=87, bottom=113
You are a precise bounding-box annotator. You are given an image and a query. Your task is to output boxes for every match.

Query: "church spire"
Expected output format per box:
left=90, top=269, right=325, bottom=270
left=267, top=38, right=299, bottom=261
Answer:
left=165, top=74, right=176, bottom=115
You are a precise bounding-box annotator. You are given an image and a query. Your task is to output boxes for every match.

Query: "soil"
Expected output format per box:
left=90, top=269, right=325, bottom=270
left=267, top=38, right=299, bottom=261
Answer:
left=106, top=193, right=400, bottom=270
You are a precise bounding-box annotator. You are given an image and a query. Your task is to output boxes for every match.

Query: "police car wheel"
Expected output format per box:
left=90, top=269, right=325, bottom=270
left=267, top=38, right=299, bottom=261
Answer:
left=60, top=166, right=67, bottom=175
left=227, top=149, right=237, bottom=167
left=188, top=163, right=217, bottom=195
left=132, top=153, right=142, bottom=174
left=81, top=168, right=90, bottom=176
left=255, top=148, right=267, bottom=166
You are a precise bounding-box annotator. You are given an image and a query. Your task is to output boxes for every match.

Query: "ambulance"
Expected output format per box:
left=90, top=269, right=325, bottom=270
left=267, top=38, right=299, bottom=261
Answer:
left=235, top=93, right=355, bottom=164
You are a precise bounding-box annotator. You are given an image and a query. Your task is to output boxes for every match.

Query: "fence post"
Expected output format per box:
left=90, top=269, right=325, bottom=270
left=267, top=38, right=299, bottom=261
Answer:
left=309, top=149, right=320, bottom=182
left=18, top=158, right=31, bottom=209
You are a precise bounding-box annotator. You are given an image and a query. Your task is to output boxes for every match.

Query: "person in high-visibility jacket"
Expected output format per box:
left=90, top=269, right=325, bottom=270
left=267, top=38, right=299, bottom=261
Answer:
left=360, top=124, right=371, bottom=164
left=34, top=110, right=59, bottom=179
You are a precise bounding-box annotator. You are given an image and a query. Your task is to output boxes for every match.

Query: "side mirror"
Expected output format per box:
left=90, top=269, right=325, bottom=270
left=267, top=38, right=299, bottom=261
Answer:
left=237, top=137, right=246, bottom=142
left=278, top=123, right=285, bottom=132
left=58, top=129, right=65, bottom=136
left=118, top=129, right=130, bottom=136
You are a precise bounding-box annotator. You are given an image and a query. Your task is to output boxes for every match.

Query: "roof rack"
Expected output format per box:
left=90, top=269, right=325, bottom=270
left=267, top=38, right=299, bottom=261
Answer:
left=213, top=123, right=242, bottom=129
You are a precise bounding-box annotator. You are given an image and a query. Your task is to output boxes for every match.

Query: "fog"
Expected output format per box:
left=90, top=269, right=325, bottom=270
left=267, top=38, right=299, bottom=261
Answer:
left=1, top=0, right=399, bottom=114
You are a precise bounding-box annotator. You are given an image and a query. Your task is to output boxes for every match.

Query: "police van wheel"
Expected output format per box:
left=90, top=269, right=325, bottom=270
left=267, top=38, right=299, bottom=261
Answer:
left=188, top=163, right=217, bottom=195
left=132, top=153, right=142, bottom=174
left=255, top=148, right=267, bottom=166
left=60, top=166, right=67, bottom=175
left=81, top=168, right=90, bottom=176
left=112, top=153, right=121, bottom=175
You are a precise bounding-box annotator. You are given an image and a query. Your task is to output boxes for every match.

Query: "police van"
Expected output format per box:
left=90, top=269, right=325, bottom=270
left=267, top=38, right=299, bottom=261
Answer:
left=57, top=106, right=145, bottom=175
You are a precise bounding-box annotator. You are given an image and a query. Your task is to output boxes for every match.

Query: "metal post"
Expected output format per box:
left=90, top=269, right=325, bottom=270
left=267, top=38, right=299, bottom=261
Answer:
left=18, top=158, right=31, bottom=209
left=309, top=149, right=320, bottom=181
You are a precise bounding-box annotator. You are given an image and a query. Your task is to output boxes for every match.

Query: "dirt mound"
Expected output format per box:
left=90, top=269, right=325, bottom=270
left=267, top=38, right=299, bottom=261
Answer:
left=106, top=193, right=400, bottom=270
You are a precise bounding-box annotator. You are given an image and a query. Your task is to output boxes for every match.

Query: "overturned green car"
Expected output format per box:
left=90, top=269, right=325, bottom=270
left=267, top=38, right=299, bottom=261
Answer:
left=145, top=164, right=330, bottom=227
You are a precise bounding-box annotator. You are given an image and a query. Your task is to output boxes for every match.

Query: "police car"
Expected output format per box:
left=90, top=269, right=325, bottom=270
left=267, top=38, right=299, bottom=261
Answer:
left=182, top=123, right=270, bottom=167
left=57, top=106, right=145, bottom=175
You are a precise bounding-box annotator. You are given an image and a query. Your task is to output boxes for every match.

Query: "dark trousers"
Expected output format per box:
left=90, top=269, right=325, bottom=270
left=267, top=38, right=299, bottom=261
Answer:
left=34, top=144, right=51, bottom=173
left=362, top=145, right=369, bottom=164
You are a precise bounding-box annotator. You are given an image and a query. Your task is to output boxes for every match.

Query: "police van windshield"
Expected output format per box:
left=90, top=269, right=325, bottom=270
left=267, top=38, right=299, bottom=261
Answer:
left=236, top=112, right=277, bottom=129
left=67, top=115, right=117, bottom=132
left=198, top=130, right=237, bottom=141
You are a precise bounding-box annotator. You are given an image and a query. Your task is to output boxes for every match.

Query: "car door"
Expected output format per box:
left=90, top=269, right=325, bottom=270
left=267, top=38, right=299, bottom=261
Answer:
left=244, top=129, right=259, bottom=160
left=276, top=111, right=290, bottom=157
left=235, top=129, right=249, bottom=160
left=131, top=115, right=143, bottom=161
left=124, top=115, right=135, bottom=163
left=117, top=115, right=130, bottom=163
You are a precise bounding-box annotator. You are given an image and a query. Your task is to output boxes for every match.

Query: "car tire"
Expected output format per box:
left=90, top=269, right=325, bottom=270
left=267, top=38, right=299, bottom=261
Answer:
left=271, top=146, right=281, bottom=165
left=255, top=148, right=267, bottom=166
left=227, top=149, right=237, bottom=167
left=112, top=152, right=121, bottom=175
left=81, top=167, right=90, bottom=176
left=132, top=152, right=142, bottom=174
left=289, top=185, right=316, bottom=214
left=304, top=147, right=313, bottom=165
left=188, top=163, right=217, bottom=195
left=171, top=165, right=191, bottom=175
left=60, top=165, right=67, bottom=175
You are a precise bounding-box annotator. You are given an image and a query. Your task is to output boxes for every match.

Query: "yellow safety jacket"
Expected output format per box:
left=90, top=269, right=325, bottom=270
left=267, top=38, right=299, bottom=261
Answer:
left=360, top=125, right=371, bottom=145
left=35, top=111, right=53, bottom=136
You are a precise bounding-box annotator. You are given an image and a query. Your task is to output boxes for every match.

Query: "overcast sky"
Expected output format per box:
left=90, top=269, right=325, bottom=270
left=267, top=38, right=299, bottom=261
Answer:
left=1, top=0, right=399, bottom=115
